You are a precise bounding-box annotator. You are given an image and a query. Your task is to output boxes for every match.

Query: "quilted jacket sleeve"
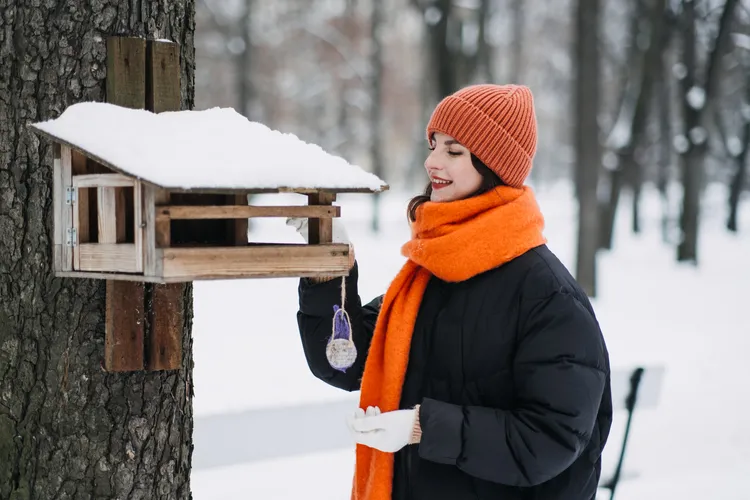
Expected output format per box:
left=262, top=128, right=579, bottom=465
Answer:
left=417, top=287, right=609, bottom=487
left=296, top=262, right=382, bottom=392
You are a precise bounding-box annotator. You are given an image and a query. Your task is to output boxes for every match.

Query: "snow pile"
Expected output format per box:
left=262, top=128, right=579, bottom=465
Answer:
left=31, top=102, right=388, bottom=192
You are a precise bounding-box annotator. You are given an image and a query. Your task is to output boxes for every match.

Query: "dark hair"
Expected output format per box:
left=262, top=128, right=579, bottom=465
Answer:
left=407, top=154, right=505, bottom=222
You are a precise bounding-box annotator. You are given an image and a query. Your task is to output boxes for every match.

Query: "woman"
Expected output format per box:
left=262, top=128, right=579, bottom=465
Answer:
left=292, top=84, right=612, bottom=500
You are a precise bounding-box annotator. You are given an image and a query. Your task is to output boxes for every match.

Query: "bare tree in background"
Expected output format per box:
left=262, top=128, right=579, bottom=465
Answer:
left=656, top=9, right=678, bottom=244
left=675, top=0, right=738, bottom=263
left=574, top=0, right=602, bottom=297
left=509, top=0, right=525, bottom=82
left=600, top=0, right=668, bottom=249
left=237, top=0, right=255, bottom=119
left=408, top=0, right=495, bottom=182
left=722, top=29, right=750, bottom=233
left=370, top=0, right=386, bottom=231
left=726, top=73, right=750, bottom=232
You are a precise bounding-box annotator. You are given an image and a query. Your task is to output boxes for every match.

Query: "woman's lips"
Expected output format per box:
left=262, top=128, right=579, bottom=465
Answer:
left=431, top=177, right=452, bottom=189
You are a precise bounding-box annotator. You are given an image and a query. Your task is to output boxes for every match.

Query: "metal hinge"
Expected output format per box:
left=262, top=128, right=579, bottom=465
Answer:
left=66, top=227, right=77, bottom=247
left=65, top=187, right=76, bottom=205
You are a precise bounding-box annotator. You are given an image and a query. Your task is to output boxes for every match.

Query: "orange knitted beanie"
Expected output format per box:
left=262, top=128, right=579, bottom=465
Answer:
left=426, top=84, right=538, bottom=188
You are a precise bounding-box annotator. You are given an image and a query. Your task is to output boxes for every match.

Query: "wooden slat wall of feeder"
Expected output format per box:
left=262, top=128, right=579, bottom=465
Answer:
left=149, top=193, right=349, bottom=281
left=69, top=173, right=143, bottom=273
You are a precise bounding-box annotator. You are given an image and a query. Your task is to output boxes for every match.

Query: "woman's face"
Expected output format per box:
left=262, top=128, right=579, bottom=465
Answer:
left=425, top=132, right=483, bottom=202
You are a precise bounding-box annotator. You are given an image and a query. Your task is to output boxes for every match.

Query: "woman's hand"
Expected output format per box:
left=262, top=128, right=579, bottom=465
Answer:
left=346, top=405, right=422, bottom=453
left=286, top=217, right=356, bottom=273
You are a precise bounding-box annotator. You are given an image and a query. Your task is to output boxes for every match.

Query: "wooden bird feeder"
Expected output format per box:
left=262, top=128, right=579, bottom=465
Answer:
left=30, top=104, right=388, bottom=283
left=28, top=36, right=387, bottom=374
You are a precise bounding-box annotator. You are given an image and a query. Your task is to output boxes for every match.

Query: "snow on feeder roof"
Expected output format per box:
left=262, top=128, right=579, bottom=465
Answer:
left=31, top=102, right=388, bottom=194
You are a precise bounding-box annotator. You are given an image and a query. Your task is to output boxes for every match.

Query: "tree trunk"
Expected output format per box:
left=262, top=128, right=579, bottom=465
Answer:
left=727, top=77, right=750, bottom=233
left=727, top=150, right=748, bottom=233
left=574, top=0, right=601, bottom=297
left=676, top=0, right=738, bottom=262
left=237, top=0, right=254, bottom=118
left=677, top=144, right=704, bottom=262
left=631, top=151, right=643, bottom=234
left=427, top=0, right=457, bottom=99
left=0, top=2, right=196, bottom=499
left=476, top=0, right=495, bottom=83
left=599, top=0, right=667, bottom=248
left=370, top=0, right=385, bottom=232
left=656, top=43, right=673, bottom=244
left=509, top=0, right=524, bottom=83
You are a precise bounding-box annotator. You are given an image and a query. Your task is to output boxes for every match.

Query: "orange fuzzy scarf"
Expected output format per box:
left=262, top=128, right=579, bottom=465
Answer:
left=353, top=185, right=547, bottom=500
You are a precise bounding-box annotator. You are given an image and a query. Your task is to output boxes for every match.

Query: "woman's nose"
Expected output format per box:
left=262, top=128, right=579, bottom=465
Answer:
left=424, top=152, right=439, bottom=172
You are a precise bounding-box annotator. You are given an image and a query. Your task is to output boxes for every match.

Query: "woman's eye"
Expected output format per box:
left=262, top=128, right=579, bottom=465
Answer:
left=448, top=151, right=462, bottom=157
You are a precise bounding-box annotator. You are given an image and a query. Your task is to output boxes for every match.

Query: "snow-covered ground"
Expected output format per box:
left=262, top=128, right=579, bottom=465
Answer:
left=190, top=182, right=750, bottom=499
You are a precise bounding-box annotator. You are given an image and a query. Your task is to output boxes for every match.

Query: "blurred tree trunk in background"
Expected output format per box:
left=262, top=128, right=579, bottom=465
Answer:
left=509, top=0, right=525, bottom=83
left=599, top=0, right=668, bottom=249
left=726, top=72, right=749, bottom=233
left=370, top=0, right=385, bottom=232
left=408, top=0, right=496, bottom=184
left=573, top=0, right=602, bottom=297
left=656, top=11, right=676, bottom=245
left=237, top=0, right=255, bottom=119
left=676, top=0, right=737, bottom=263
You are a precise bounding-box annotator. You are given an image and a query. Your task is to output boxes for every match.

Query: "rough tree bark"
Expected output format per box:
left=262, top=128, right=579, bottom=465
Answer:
left=574, top=0, right=601, bottom=297
left=0, top=2, right=196, bottom=499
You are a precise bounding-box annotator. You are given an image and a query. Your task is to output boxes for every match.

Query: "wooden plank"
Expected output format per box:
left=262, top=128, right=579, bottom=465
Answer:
left=102, top=36, right=148, bottom=374
left=134, top=181, right=143, bottom=273
left=115, top=187, right=127, bottom=243
left=154, top=189, right=170, bottom=247
left=92, top=186, right=127, bottom=244
left=147, top=283, right=184, bottom=371
left=158, top=186, right=386, bottom=195
left=160, top=244, right=350, bottom=280
left=144, top=39, right=183, bottom=372
left=72, top=173, right=135, bottom=188
left=72, top=187, right=81, bottom=270
left=106, top=37, right=146, bottom=109
left=71, top=149, right=89, bottom=175
left=56, top=271, right=167, bottom=283
left=71, top=153, right=99, bottom=244
left=78, top=244, right=138, bottom=273
left=143, top=185, right=158, bottom=276
left=155, top=204, right=341, bottom=220
left=143, top=185, right=170, bottom=277
left=77, top=188, right=91, bottom=244
left=147, top=40, right=181, bottom=113
left=307, top=193, right=335, bottom=244
left=61, top=146, right=74, bottom=271
left=230, top=194, right=248, bottom=246
left=105, top=280, right=145, bottom=371
left=97, top=187, right=118, bottom=243
left=53, top=144, right=63, bottom=272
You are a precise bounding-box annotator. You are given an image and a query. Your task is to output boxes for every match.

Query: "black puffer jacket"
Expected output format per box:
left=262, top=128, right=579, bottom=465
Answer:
left=297, top=244, right=612, bottom=500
